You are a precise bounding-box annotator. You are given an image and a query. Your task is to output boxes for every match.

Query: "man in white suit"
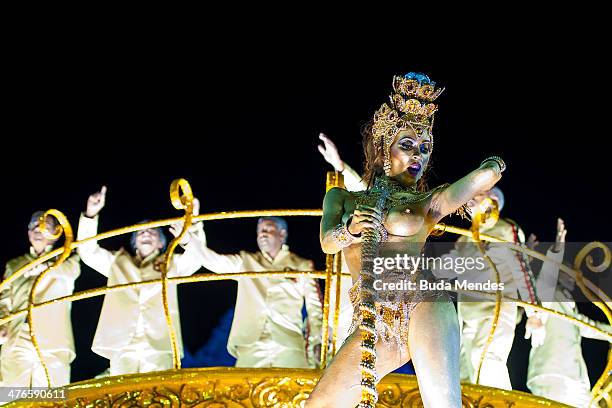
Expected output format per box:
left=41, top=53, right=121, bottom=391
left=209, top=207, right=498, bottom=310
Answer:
left=77, top=187, right=203, bottom=375
left=526, top=223, right=612, bottom=407
left=0, top=212, right=80, bottom=388
left=178, top=215, right=323, bottom=368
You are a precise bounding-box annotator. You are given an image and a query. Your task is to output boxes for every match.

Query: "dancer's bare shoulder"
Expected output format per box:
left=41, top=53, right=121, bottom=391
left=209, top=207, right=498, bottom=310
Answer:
left=322, top=187, right=357, bottom=217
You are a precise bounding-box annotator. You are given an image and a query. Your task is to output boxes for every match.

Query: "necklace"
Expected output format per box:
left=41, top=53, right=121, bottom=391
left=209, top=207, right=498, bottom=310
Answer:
left=353, top=176, right=444, bottom=212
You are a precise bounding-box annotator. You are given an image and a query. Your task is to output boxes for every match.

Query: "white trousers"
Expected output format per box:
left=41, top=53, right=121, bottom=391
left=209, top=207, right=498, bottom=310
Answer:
left=0, top=327, right=71, bottom=388
left=108, top=332, right=173, bottom=376
left=235, top=320, right=309, bottom=368
left=459, top=301, right=517, bottom=390
left=528, top=375, right=592, bottom=408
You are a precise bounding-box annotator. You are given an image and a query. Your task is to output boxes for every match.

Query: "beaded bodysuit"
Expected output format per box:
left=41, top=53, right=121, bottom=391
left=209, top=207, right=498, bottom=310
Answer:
left=347, top=268, right=449, bottom=347
left=347, top=178, right=454, bottom=349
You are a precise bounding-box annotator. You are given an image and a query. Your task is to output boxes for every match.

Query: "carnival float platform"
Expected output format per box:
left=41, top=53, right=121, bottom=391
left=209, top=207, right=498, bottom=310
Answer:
left=5, top=367, right=573, bottom=407
left=2, top=176, right=609, bottom=407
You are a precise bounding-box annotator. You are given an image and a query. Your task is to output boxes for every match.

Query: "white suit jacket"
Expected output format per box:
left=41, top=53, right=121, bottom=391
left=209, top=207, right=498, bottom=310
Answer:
left=192, top=226, right=323, bottom=364
left=0, top=248, right=80, bottom=359
left=431, top=218, right=539, bottom=308
left=77, top=214, right=202, bottom=359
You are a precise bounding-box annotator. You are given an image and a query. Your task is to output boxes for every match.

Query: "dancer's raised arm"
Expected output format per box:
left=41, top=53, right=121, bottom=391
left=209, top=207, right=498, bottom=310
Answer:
left=429, top=157, right=505, bottom=222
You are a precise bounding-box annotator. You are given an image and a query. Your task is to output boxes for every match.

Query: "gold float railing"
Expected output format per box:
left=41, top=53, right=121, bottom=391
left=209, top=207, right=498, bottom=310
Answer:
left=0, top=175, right=610, bottom=406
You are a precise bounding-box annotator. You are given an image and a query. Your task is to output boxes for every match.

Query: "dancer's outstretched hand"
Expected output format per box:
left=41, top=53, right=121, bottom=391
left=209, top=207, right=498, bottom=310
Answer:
left=169, top=222, right=191, bottom=245
left=553, top=218, right=567, bottom=253
left=169, top=198, right=201, bottom=245
left=525, top=313, right=547, bottom=347
left=85, top=186, right=107, bottom=218
left=526, top=233, right=539, bottom=251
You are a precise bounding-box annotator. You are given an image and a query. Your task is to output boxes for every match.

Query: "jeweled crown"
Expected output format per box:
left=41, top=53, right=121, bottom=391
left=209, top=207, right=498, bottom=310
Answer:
left=372, top=72, right=444, bottom=175
left=390, top=72, right=444, bottom=121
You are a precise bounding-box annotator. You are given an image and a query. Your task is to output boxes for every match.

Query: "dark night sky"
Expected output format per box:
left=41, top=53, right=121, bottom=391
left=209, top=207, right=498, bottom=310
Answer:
left=1, top=38, right=610, bottom=390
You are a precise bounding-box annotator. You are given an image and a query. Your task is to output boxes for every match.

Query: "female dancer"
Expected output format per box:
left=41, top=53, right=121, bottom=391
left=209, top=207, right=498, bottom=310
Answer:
left=305, top=72, right=505, bottom=407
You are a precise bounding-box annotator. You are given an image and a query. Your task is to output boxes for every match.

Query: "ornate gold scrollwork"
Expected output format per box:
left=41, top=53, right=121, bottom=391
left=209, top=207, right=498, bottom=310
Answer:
left=573, top=242, right=612, bottom=407
left=5, top=369, right=573, bottom=407
left=470, top=198, right=503, bottom=385
left=161, top=178, right=195, bottom=369
left=0, top=176, right=605, bottom=407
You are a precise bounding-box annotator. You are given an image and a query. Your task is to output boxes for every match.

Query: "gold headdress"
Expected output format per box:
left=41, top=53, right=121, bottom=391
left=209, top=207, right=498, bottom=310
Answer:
left=372, top=72, right=444, bottom=175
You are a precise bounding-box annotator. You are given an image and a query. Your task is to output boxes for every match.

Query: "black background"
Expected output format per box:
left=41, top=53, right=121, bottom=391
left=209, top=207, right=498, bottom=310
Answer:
left=1, top=37, right=610, bottom=390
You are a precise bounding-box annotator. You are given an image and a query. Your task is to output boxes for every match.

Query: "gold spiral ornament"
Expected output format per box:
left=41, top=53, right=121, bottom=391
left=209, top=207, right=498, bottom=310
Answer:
left=573, top=242, right=612, bottom=407
left=162, top=178, right=195, bottom=369
left=572, top=242, right=612, bottom=326
left=27, top=209, right=74, bottom=388
left=470, top=198, right=503, bottom=385
left=574, top=241, right=612, bottom=274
